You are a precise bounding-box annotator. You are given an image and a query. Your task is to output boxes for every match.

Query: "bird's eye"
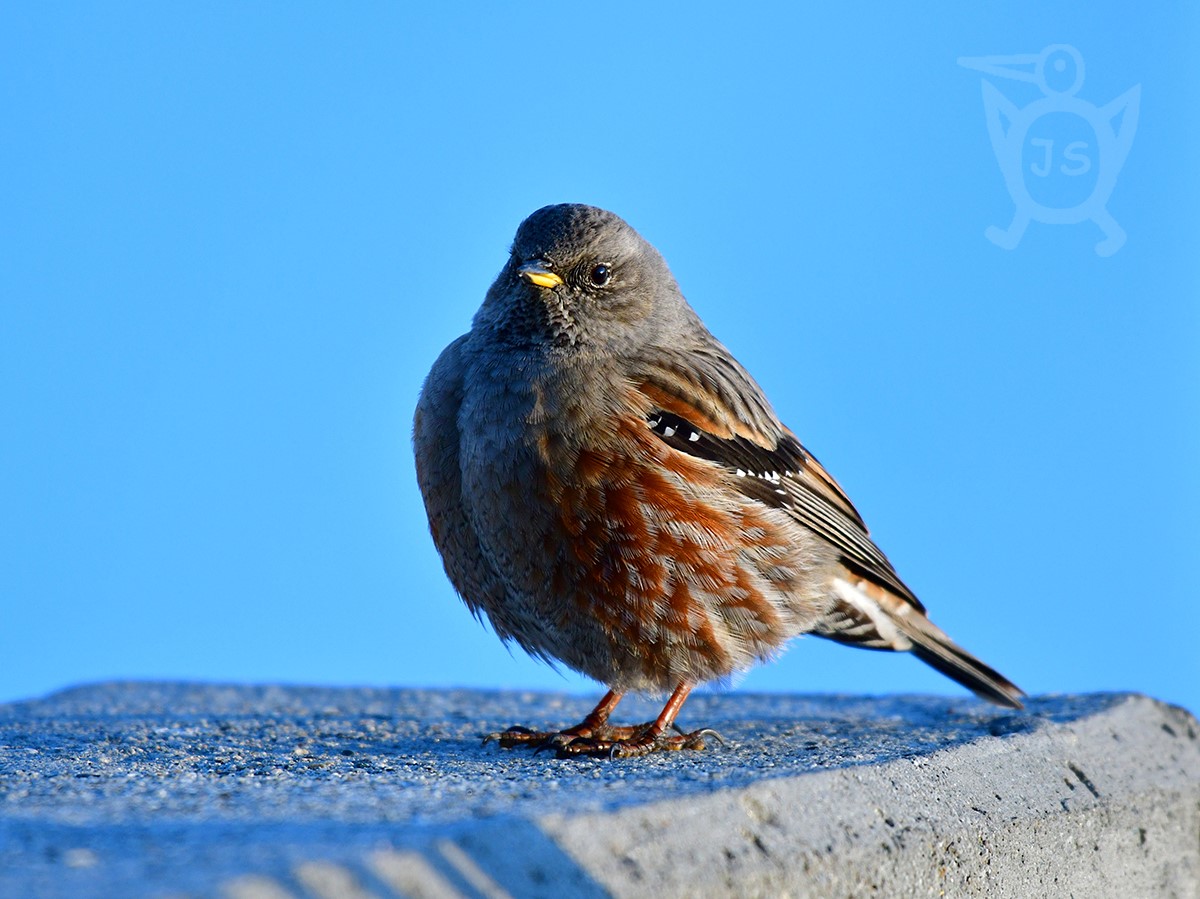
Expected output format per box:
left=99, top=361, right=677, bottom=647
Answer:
left=588, top=263, right=611, bottom=287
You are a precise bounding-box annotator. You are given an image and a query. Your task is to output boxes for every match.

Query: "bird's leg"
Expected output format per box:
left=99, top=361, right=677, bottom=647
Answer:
left=553, top=683, right=722, bottom=758
left=484, top=689, right=625, bottom=750
left=985, top=208, right=1030, bottom=250
left=1091, top=208, right=1127, bottom=257
left=484, top=685, right=722, bottom=757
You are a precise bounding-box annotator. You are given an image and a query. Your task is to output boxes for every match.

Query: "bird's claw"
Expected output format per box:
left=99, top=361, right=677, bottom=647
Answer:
left=686, top=727, right=726, bottom=748
left=482, top=726, right=551, bottom=749
left=483, top=723, right=721, bottom=758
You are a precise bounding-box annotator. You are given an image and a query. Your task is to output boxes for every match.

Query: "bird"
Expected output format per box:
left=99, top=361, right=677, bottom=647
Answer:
left=413, top=203, right=1024, bottom=758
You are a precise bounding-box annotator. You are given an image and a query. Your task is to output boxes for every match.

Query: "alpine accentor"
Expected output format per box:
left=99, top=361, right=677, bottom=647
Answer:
left=414, top=204, right=1023, bottom=757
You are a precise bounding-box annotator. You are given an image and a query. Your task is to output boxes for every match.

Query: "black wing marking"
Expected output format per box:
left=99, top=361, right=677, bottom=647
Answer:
left=646, top=409, right=923, bottom=610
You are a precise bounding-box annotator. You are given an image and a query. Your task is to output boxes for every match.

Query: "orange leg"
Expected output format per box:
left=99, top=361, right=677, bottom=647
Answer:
left=485, top=684, right=720, bottom=758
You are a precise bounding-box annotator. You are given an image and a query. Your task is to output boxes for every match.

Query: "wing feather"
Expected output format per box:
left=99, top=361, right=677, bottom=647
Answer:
left=637, top=396, right=922, bottom=611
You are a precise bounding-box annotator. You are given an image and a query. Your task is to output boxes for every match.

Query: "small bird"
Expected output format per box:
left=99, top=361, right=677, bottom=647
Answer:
left=413, top=204, right=1023, bottom=758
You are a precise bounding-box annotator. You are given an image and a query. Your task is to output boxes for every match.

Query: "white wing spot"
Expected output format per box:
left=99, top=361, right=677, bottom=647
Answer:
left=663, top=425, right=676, bottom=437
left=688, top=430, right=700, bottom=442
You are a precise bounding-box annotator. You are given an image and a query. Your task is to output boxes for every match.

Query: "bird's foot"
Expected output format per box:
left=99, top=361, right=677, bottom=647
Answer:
left=483, top=721, right=641, bottom=752
left=562, top=726, right=723, bottom=758
left=484, top=722, right=722, bottom=758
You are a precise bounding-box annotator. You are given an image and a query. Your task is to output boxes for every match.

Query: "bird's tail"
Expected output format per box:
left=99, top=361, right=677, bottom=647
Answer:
left=816, top=575, right=1025, bottom=709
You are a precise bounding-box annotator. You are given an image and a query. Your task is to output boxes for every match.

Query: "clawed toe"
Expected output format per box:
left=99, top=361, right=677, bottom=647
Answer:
left=563, top=728, right=720, bottom=758
left=484, top=723, right=722, bottom=758
left=481, top=726, right=594, bottom=753
left=482, top=726, right=550, bottom=749
left=481, top=686, right=720, bottom=759
left=682, top=727, right=726, bottom=749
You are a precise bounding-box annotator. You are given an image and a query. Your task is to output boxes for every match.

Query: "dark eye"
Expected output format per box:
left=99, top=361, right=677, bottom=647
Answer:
left=588, top=263, right=611, bottom=287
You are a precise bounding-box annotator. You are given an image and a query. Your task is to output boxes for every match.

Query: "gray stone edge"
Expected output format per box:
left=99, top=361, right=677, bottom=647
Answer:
left=378, top=694, right=1200, bottom=899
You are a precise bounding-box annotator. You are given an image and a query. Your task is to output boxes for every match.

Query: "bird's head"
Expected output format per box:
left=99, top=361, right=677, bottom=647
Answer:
left=474, top=204, right=688, bottom=355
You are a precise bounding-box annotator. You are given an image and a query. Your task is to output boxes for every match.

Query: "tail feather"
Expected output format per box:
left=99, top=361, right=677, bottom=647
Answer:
left=819, top=576, right=1025, bottom=709
left=906, top=635, right=1025, bottom=709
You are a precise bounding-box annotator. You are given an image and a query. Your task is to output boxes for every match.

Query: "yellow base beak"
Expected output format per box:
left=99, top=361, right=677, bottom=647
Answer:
left=518, top=261, right=564, bottom=289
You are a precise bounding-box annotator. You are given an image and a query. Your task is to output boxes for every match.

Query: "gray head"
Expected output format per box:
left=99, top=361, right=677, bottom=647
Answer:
left=473, top=204, right=692, bottom=354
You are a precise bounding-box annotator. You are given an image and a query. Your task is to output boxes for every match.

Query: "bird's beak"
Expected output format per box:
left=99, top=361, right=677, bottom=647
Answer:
left=956, top=52, right=1040, bottom=83
left=517, top=260, right=564, bottom=289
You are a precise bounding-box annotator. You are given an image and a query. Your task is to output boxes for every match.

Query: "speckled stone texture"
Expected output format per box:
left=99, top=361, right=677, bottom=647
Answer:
left=1, top=684, right=1196, bottom=898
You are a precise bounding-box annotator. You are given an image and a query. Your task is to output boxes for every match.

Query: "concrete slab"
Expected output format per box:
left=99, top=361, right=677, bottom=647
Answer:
left=1, top=683, right=1196, bottom=897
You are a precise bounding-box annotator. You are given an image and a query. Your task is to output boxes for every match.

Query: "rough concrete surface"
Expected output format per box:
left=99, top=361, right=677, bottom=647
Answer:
left=0, top=683, right=1196, bottom=898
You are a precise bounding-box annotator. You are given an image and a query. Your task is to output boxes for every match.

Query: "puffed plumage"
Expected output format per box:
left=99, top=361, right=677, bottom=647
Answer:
left=414, top=204, right=1023, bottom=757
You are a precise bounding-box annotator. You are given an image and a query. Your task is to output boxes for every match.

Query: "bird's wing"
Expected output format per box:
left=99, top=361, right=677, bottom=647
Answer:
left=632, top=342, right=1025, bottom=708
left=633, top=342, right=924, bottom=612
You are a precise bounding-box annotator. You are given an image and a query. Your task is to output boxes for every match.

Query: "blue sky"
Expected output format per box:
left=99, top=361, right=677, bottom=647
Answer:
left=2, top=4, right=1197, bottom=716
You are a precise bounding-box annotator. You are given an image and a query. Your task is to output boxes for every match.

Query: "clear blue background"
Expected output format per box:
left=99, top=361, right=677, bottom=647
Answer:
left=3, top=5, right=1196, bottom=715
